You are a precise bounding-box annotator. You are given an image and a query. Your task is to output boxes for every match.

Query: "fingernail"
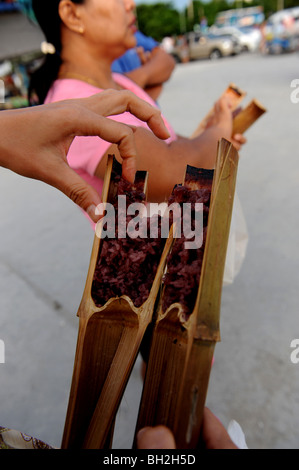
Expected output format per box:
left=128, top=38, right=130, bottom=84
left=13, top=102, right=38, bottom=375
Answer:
left=162, top=123, right=171, bottom=138
left=136, top=427, right=151, bottom=441
left=126, top=169, right=136, bottom=183
left=87, top=203, right=102, bottom=221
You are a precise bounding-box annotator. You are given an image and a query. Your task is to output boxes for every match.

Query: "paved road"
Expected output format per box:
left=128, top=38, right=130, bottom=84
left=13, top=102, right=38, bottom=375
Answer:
left=159, top=51, right=299, bottom=449
left=0, top=33, right=299, bottom=448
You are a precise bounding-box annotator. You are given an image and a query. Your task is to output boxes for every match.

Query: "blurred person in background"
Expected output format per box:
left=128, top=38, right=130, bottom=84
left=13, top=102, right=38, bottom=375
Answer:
left=112, top=29, right=176, bottom=102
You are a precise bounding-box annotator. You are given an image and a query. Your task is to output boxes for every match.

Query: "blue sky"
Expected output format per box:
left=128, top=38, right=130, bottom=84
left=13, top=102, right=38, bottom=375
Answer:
left=135, top=0, right=190, bottom=12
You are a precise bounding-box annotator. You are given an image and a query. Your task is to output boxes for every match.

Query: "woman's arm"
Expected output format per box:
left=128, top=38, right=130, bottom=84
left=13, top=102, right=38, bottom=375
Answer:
left=95, top=96, right=245, bottom=202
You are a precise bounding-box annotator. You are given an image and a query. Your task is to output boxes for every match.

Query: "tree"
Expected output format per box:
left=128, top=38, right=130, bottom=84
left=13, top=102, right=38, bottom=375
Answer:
left=136, top=0, right=295, bottom=41
left=136, top=2, right=181, bottom=41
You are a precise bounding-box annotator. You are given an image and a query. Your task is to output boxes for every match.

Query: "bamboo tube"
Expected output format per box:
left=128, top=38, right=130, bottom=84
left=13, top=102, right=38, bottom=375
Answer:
left=232, top=99, right=266, bottom=135
left=134, top=139, right=239, bottom=448
left=190, top=83, right=246, bottom=138
left=61, top=156, right=172, bottom=449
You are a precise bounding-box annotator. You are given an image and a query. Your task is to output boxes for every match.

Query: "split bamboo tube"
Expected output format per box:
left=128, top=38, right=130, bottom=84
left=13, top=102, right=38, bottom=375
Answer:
left=61, top=156, right=172, bottom=449
left=232, top=99, right=266, bottom=135
left=134, top=139, right=239, bottom=448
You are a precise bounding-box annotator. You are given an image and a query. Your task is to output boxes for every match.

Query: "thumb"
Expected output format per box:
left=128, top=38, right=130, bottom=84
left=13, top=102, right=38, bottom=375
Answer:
left=48, top=163, right=102, bottom=223
left=136, top=426, right=176, bottom=449
left=201, top=407, right=238, bottom=449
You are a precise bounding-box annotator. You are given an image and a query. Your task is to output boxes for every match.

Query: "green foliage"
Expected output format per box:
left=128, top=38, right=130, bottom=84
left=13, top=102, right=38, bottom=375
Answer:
left=136, top=0, right=295, bottom=40
left=192, top=0, right=232, bottom=27
left=137, top=3, right=180, bottom=41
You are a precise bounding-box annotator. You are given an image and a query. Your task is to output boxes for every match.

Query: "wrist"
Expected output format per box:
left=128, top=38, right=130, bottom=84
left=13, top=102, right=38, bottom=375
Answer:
left=0, top=112, right=12, bottom=168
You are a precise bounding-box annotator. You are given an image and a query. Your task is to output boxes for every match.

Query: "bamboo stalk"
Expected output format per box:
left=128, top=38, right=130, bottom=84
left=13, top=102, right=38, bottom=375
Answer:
left=190, top=83, right=246, bottom=138
left=61, top=156, right=171, bottom=449
left=232, top=99, right=266, bottom=135
left=134, top=139, right=239, bottom=448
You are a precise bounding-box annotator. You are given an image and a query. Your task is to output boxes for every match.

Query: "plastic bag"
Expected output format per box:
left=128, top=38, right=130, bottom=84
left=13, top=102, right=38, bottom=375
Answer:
left=223, top=192, right=249, bottom=285
left=227, top=419, right=248, bottom=449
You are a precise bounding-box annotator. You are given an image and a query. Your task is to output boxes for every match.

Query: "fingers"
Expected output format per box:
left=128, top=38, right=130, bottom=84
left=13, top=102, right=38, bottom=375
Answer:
left=136, top=46, right=150, bottom=64
left=124, top=91, right=170, bottom=140
left=231, top=133, right=247, bottom=151
left=68, top=93, right=171, bottom=182
left=66, top=91, right=170, bottom=182
left=210, top=99, right=246, bottom=151
left=136, top=426, right=176, bottom=449
left=201, top=407, right=238, bottom=449
left=81, top=90, right=170, bottom=140
left=73, top=113, right=138, bottom=182
left=214, top=95, right=233, bottom=117
left=46, top=162, right=102, bottom=223
left=136, top=409, right=238, bottom=450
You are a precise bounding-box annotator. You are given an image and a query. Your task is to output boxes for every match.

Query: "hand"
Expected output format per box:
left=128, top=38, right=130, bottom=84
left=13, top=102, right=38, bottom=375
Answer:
left=136, top=46, right=152, bottom=65
left=136, top=407, right=238, bottom=449
left=204, top=96, right=233, bottom=136
left=125, top=47, right=175, bottom=93
left=205, top=97, right=247, bottom=151
left=230, top=133, right=247, bottom=151
left=200, top=407, right=238, bottom=449
left=0, top=90, right=170, bottom=222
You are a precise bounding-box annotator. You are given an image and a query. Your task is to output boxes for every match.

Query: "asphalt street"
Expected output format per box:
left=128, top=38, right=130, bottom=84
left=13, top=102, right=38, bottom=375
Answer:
left=159, top=51, right=299, bottom=450
left=1, top=12, right=299, bottom=449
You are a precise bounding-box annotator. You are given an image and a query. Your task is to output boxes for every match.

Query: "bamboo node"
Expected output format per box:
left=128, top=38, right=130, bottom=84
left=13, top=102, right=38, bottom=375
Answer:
left=193, top=323, right=220, bottom=342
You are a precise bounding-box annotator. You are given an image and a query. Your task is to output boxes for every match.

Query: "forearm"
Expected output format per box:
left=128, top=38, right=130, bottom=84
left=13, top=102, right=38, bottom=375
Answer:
left=142, top=124, right=230, bottom=200
left=169, top=125, right=230, bottom=168
left=142, top=48, right=175, bottom=86
left=0, top=109, right=30, bottom=172
left=95, top=123, right=231, bottom=203
left=94, top=95, right=236, bottom=202
left=144, top=84, right=163, bottom=101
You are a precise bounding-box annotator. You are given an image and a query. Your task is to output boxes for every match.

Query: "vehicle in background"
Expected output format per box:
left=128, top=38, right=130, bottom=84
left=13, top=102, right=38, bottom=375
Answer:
left=206, top=32, right=242, bottom=55
left=210, top=25, right=262, bottom=52
left=171, top=31, right=240, bottom=62
left=264, top=7, right=299, bottom=54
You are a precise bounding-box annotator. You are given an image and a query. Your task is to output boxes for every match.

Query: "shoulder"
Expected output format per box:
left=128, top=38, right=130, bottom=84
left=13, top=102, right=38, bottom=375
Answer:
left=45, top=79, right=102, bottom=104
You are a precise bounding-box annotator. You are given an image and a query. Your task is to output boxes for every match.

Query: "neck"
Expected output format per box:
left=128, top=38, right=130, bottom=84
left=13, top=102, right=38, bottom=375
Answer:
left=59, top=32, right=118, bottom=90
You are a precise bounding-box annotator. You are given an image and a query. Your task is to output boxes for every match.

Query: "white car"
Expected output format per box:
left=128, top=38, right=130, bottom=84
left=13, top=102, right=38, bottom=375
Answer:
left=210, top=25, right=262, bottom=52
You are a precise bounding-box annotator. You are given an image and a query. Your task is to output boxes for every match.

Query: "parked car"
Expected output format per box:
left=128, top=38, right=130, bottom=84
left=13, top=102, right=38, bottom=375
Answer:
left=171, top=31, right=240, bottom=62
left=210, top=25, right=262, bottom=52
left=206, top=32, right=242, bottom=56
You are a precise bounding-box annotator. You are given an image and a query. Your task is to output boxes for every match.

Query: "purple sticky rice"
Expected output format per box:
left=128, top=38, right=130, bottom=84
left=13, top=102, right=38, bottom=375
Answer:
left=91, top=176, right=165, bottom=308
left=91, top=176, right=211, bottom=316
left=161, top=184, right=211, bottom=320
